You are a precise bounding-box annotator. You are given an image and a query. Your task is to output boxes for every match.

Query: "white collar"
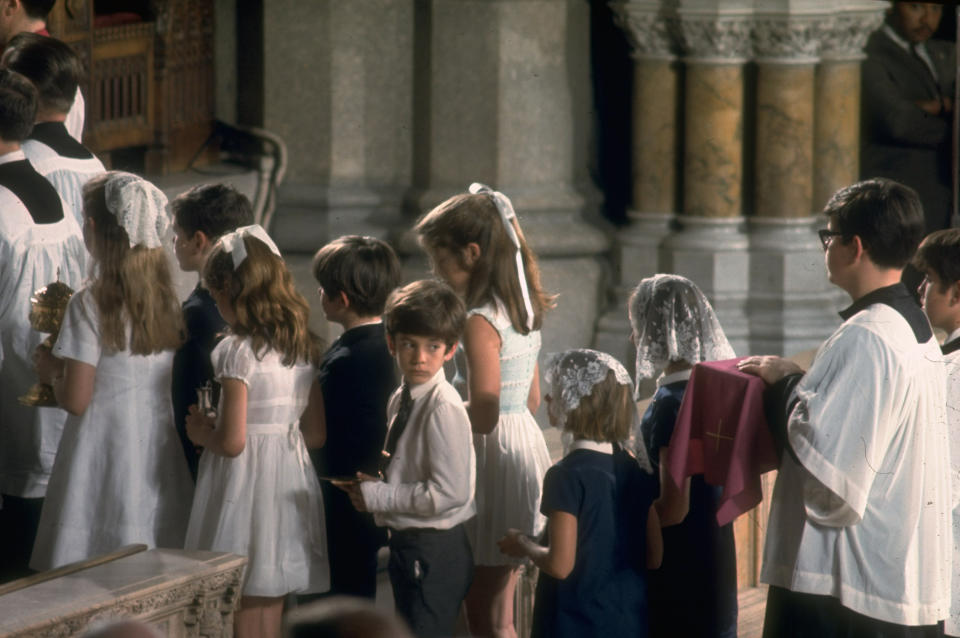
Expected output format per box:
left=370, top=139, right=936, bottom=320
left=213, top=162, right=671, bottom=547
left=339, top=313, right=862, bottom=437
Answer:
left=0, top=149, right=26, bottom=166
left=658, top=368, right=692, bottom=387
left=882, top=24, right=912, bottom=53
left=407, top=367, right=446, bottom=401
left=566, top=439, right=613, bottom=456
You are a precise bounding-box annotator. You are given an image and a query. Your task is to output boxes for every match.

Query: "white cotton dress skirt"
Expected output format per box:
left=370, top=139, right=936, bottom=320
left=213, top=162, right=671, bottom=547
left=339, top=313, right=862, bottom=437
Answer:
left=468, top=411, right=551, bottom=566
left=185, top=425, right=330, bottom=597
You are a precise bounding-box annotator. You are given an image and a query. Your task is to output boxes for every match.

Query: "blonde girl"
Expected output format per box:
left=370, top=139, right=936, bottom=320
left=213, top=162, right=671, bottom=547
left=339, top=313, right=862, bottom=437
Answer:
left=31, top=171, right=193, bottom=570
left=416, top=183, right=554, bottom=637
left=499, top=349, right=662, bottom=638
left=184, top=225, right=328, bottom=638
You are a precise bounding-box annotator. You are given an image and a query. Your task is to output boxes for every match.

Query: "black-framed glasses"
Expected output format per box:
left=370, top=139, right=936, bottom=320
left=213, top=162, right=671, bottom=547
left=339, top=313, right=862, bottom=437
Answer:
left=818, top=229, right=843, bottom=250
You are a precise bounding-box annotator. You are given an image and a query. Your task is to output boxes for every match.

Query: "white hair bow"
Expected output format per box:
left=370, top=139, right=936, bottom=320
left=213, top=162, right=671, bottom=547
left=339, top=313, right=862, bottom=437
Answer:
left=218, top=224, right=283, bottom=269
left=469, top=182, right=535, bottom=331
left=104, top=172, right=170, bottom=248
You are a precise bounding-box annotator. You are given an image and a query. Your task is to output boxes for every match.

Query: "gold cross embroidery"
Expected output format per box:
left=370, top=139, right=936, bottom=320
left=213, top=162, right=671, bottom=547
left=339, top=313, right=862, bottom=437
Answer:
left=705, top=419, right=734, bottom=452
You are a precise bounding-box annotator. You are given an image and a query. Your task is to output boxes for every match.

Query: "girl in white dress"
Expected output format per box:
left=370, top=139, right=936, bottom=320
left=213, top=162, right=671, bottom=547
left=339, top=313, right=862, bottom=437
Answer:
left=31, top=171, right=193, bottom=570
left=416, top=183, right=554, bottom=638
left=183, top=225, right=328, bottom=638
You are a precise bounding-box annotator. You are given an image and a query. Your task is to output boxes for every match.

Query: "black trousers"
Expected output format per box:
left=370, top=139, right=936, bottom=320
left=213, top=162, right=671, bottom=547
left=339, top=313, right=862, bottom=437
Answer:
left=388, top=523, right=473, bottom=638
left=763, top=586, right=941, bottom=638
left=324, top=484, right=386, bottom=598
left=0, top=494, right=43, bottom=583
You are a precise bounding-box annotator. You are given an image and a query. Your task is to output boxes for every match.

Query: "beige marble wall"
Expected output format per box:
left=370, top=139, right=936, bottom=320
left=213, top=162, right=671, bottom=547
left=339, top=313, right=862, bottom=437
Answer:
left=684, top=64, right=744, bottom=218
left=755, top=64, right=815, bottom=218
left=634, top=59, right=677, bottom=214
left=814, top=60, right=861, bottom=212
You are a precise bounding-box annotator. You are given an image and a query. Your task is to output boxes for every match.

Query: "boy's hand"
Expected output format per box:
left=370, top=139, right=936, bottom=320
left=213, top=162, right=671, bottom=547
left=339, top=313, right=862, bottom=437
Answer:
left=497, top=528, right=529, bottom=558
left=333, top=472, right=379, bottom=512
left=185, top=404, right=215, bottom=447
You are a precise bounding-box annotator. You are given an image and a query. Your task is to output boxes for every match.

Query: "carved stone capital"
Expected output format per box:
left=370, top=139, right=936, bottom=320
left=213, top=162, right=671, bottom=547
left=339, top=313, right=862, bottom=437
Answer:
left=819, top=6, right=885, bottom=61
left=609, top=1, right=678, bottom=60
left=676, top=14, right=753, bottom=63
left=752, top=14, right=827, bottom=64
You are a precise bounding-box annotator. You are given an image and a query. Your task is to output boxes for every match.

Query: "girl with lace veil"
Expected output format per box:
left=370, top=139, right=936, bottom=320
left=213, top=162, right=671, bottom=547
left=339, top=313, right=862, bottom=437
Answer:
left=416, top=184, right=554, bottom=637
left=498, top=348, right=662, bottom=638
left=629, top=274, right=738, bottom=638
left=31, top=171, right=193, bottom=571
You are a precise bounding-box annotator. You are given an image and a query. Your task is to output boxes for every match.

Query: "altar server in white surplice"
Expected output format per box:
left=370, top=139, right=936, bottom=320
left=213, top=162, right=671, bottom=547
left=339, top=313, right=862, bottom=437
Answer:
left=0, top=68, right=86, bottom=582
left=912, top=229, right=960, bottom=637
left=3, top=33, right=104, bottom=228
left=739, top=179, right=951, bottom=637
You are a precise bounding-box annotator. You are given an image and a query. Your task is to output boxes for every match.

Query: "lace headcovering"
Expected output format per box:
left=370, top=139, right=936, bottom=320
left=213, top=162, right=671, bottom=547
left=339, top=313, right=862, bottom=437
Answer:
left=104, top=172, right=169, bottom=248
left=216, top=224, right=283, bottom=269
left=629, top=274, right=735, bottom=392
left=468, top=182, right=535, bottom=331
left=544, top=348, right=652, bottom=472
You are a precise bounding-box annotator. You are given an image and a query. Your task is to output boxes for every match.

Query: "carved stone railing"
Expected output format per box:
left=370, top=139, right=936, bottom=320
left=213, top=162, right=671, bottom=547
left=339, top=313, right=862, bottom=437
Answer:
left=0, top=549, right=246, bottom=637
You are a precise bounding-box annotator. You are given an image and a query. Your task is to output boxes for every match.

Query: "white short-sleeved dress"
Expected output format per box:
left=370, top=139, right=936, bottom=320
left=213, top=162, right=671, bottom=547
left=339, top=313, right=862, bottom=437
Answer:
left=184, top=335, right=329, bottom=597
left=463, top=300, right=551, bottom=566
left=30, top=288, right=194, bottom=571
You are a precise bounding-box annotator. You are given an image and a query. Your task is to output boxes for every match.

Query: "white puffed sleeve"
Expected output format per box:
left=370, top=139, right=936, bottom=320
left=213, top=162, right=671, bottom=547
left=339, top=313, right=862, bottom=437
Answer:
left=211, top=335, right=255, bottom=388
left=52, top=288, right=101, bottom=366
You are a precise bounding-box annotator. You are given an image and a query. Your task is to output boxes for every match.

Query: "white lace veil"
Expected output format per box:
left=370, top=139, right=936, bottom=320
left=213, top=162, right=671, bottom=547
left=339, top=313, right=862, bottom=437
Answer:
left=103, top=172, right=170, bottom=248
left=629, top=274, right=735, bottom=394
left=543, top=348, right=653, bottom=472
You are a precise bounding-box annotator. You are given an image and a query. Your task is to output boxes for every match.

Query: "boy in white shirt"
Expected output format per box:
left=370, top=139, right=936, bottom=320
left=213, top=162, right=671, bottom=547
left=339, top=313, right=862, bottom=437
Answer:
left=337, top=279, right=476, bottom=638
left=914, top=228, right=960, bottom=637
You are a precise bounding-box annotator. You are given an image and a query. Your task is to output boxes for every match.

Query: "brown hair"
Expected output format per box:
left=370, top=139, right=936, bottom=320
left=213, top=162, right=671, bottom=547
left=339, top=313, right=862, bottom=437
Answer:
left=415, top=192, right=555, bottom=334
left=312, top=235, right=401, bottom=317
left=562, top=371, right=634, bottom=443
left=203, top=235, right=319, bottom=366
left=384, top=279, right=466, bottom=347
left=913, top=229, right=960, bottom=290
left=83, top=173, right=183, bottom=354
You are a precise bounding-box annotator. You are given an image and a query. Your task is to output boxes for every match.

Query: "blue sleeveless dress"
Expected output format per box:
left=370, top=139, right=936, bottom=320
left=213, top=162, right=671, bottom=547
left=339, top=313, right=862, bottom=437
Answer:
left=460, top=299, right=551, bottom=565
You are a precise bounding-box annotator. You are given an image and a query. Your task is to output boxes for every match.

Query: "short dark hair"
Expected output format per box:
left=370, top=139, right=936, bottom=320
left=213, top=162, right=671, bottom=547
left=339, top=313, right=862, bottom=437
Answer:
left=0, top=68, right=37, bottom=142
left=22, top=0, right=55, bottom=20
left=171, top=183, right=254, bottom=241
left=312, top=235, right=402, bottom=317
left=384, top=279, right=466, bottom=347
left=2, top=33, right=82, bottom=115
left=823, top=178, right=924, bottom=269
left=913, top=229, right=960, bottom=289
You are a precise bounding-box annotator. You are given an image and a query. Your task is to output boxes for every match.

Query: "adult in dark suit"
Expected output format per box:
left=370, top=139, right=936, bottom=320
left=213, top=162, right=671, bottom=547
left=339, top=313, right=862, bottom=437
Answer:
left=862, top=1, right=956, bottom=235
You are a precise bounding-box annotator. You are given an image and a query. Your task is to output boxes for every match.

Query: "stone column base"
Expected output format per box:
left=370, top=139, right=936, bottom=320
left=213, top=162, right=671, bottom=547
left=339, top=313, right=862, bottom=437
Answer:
left=747, top=216, right=841, bottom=356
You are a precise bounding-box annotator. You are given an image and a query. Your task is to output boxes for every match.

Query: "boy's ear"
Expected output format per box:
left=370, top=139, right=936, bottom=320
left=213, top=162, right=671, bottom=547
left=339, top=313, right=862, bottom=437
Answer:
left=336, top=290, right=351, bottom=310
left=950, top=281, right=960, bottom=306
left=194, top=230, right=212, bottom=254
left=385, top=333, right=396, bottom=356
left=443, top=343, right=457, bottom=361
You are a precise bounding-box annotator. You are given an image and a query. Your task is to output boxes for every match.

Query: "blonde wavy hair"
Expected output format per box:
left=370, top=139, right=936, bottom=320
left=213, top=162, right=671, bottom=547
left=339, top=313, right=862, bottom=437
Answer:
left=83, top=173, right=183, bottom=354
left=415, top=192, right=555, bottom=334
left=203, top=235, right=319, bottom=366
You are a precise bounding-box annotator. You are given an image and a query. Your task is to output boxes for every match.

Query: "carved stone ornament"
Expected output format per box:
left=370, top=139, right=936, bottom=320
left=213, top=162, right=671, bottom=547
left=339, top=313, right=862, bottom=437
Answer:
left=752, top=15, right=826, bottom=63
left=676, top=14, right=753, bottom=63
left=609, top=1, right=678, bottom=59
left=819, top=8, right=886, bottom=61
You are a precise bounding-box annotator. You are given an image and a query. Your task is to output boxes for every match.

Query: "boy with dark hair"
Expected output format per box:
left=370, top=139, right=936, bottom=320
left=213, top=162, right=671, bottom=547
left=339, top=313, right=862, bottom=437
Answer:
left=0, top=67, right=86, bottom=582
left=914, top=228, right=960, bottom=637
left=0, top=0, right=84, bottom=141
left=740, top=178, right=951, bottom=636
left=309, top=235, right=401, bottom=599
left=337, top=279, right=475, bottom=638
left=170, top=183, right=254, bottom=480
left=3, top=32, right=104, bottom=228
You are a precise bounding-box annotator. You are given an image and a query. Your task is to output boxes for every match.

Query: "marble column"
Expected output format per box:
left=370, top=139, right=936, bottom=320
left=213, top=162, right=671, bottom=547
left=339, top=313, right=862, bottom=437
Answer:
left=747, top=13, right=839, bottom=356
left=665, top=11, right=753, bottom=355
left=598, top=1, right=679, bottom=365
left=261, top=0, right=415, bottom=252
left=814, top=4, right=886, bottom=211
left=405, top=0, right=608, bottom=357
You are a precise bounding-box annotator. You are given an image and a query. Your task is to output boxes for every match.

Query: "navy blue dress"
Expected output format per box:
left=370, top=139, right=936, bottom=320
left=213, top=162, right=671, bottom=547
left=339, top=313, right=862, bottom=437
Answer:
left=531, top=445, right=656, bottom=638
left=642, top=380, right=738, bottom=638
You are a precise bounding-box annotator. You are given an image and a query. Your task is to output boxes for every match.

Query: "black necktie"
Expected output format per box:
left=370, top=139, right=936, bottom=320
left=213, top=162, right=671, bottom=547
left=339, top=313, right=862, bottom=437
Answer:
left=380, top=384, right=413, bottom=477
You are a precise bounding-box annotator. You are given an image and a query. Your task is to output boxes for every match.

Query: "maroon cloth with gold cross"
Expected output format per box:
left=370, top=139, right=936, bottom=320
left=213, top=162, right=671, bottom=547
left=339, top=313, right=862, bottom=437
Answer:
left=665, top=357, right=778, bottom=526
